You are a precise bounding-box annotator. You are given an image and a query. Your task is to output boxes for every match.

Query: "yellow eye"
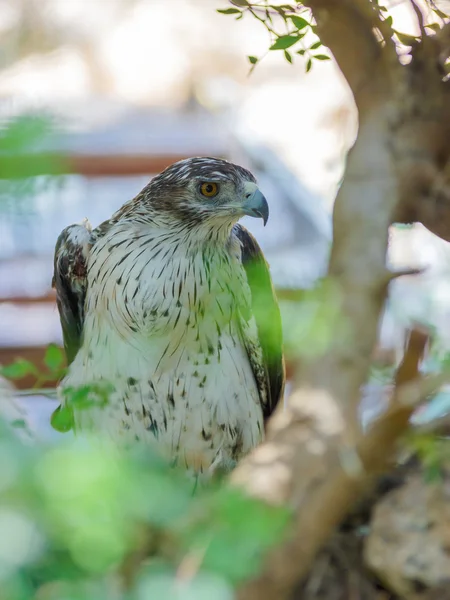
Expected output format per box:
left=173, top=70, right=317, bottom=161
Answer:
left=199, top=182, right=219, bottom=197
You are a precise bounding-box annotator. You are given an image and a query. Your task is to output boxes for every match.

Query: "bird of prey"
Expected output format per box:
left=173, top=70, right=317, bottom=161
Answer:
left=52, top=157, right=284, bottom=475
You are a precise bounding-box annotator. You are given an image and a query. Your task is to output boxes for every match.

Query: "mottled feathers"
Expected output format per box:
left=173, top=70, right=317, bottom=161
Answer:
left=52, top=219, right=92, bottom=364
left=52, top=157, right=284, bottom=471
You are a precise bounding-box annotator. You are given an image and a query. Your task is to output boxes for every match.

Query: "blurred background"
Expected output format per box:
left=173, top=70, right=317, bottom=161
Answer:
left=1, top=0, right=450, bottom=437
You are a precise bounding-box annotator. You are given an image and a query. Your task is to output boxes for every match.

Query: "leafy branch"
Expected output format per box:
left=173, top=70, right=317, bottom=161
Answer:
left=217, top=2, right=330, bottom=71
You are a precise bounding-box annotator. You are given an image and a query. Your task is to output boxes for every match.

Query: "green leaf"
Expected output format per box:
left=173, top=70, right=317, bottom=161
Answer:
left=284, top=50, right=293, bottom=64
left=425, top=23, right=441, bottom=32
left=50, top=405, right=74, bottom=433
left=270, top=35, right=300, bottom=50
left=217, top=8, right=241, bottom=14
left=296, top=49, right=305, bottom=55
left=1, top=359, right=38, bottom=380
left=290, top=15, right=309, bottom=30
left=309, top=41, right=322, bottom=50
left=313, top=54, right=331, bottom=61
left=248, top=56, right=258, bottom=65
left=385, top=15, right=393, bottom=27
left=431, top=7, right=448, bottom=19
left=306, top=57, right=312, bottom=72
left=44, top=343, right=64, bottom=372
left=394, top=31, right=418, bottom=45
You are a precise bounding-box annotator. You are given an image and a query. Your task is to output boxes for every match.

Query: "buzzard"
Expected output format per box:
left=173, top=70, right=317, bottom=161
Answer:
left=52, top=157, right=284, bottom=475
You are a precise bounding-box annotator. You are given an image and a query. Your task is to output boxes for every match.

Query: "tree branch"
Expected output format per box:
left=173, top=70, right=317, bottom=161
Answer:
left=410, top=0, right=427, bottom=39
left=303, top=0, right=398, bottom=100
left=413, top=405, right=450, bottom=435
left=235, top=329, right=450, bottom=600
left=227, top=2, right=450, bottom=599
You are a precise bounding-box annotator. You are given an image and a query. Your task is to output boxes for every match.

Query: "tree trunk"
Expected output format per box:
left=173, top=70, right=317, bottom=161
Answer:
left=230, top=2, right=450, bottom=599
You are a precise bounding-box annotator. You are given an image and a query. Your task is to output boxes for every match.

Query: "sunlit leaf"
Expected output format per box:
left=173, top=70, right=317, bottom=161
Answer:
left=284, top=50, right=293, bottom=63
left=430, top=7, right=448, bottom=19
left=290, top=15, right=309, bottom=30
left=394, top=31, right=418, bottom=45
left=306, top=57, right=313, bottom=72
left=313, top=54, right=331, bottom=61
left=270, top=35, right=300, bottom=50
left=248, top=55, right=258, bottom=64
left=217, top=8, right=241, bottom=15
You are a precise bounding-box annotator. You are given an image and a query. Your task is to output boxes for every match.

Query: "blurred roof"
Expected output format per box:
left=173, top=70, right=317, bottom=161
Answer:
left=0, top=100, right=331, bottom=347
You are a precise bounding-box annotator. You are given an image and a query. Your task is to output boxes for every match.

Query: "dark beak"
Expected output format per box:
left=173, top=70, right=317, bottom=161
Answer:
left=242, top=188, right=269, bottom=226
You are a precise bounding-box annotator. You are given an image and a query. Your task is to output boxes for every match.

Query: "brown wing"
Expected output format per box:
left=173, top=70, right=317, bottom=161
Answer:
left=52, top=219, right=92, bottom=365
left=234, top=224, right=285, bottom=421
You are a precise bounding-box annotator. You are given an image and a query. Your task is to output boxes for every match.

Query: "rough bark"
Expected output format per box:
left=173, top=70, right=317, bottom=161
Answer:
left=230, top=2, right=450, bottom=599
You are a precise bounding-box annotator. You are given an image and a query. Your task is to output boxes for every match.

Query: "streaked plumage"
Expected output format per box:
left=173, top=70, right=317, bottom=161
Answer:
left=52, top=157, right=284, bottom=475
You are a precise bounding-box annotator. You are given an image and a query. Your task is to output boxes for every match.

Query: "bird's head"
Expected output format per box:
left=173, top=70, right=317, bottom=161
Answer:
left=138, top=157, right=269, bottom=229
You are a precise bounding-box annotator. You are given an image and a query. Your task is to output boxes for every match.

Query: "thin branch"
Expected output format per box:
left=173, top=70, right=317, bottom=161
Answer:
left=394, top=326, right=429, bottom=387
left=301, top=0, right=398, bottom=99
left=410, top=0, right=427, bottom=39
left=12, top=388, right=57, bottom=399
left=384, top=266, right=426, bottom=283
left=413, top=407, right=450, bottom=435
left=395, top=371, right=450, bottom=408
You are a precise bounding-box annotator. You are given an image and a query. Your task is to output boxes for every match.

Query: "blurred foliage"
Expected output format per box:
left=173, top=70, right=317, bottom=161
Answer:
left=280, top=279, right=349, bottom=360
left=0, top=114, right=66, bottom=211
left=0, top=388, right=289, bottom=599
left=0, top=344, right=66, bottom=389
left=405, top=431, right=450, bottom=483
left=0, top=343, right=290, bottom=597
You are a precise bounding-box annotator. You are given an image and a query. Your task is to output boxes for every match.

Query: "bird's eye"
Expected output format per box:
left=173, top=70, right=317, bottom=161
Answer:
left=199, top=182, right=219, bottom=198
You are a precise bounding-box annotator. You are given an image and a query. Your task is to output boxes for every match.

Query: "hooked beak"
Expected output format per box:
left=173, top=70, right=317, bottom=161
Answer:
left=242, top=183, right=269, bottom=226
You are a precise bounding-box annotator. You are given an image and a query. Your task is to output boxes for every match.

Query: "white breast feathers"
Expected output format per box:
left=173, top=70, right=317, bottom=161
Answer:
left=61, top=220, right=264, bottom=476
